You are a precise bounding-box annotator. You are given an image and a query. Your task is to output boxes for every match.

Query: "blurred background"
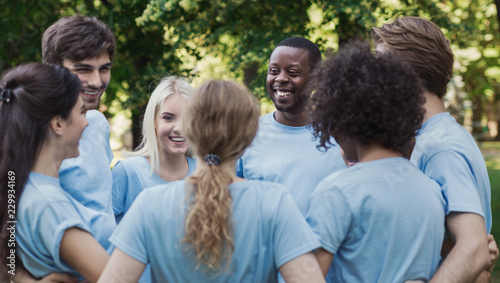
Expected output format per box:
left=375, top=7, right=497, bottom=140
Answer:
left=2, top=0, right=500, bottom=279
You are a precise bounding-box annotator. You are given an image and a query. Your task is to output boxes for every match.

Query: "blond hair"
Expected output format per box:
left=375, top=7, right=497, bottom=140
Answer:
left=133, top=76, right=194, bottom=175
left=181, top=80, right=260, bottom=270
left=372, top=16, right=454, bottom=98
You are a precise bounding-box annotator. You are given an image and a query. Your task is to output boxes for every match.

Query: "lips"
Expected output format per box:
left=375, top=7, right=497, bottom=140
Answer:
left=81, top=88, right=103, bottom=97
left=169, top=136, right=185, bottom=144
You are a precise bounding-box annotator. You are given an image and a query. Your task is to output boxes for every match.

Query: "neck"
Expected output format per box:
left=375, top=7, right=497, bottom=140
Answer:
left=356, top=143, right=401, bottom=163
left=422, top=91, right=447, bottom=123
left=155, top=151, right=189, bottom=182
left=273, top=110, right=310, bottom=127
left=31, top=141, right=65, bottom=178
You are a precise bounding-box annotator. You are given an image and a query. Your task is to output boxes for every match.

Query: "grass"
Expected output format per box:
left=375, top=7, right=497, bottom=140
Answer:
left=479, top=142, right=500, bottom=282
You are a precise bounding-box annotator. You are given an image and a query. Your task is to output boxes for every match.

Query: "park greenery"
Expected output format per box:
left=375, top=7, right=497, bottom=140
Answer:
left=1, top=0, right=500, bottom=147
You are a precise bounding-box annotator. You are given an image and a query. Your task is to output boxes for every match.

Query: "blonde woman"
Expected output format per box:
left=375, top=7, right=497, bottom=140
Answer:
left=99, top=80, right=325, bottom=283
left=112, top=76, right=196, bottom=223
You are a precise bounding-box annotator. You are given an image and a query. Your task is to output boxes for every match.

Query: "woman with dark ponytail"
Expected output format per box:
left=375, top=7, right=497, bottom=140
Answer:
left=99, top=80, right=325, bottom=283
left=0, top=63, right=115, bottom=282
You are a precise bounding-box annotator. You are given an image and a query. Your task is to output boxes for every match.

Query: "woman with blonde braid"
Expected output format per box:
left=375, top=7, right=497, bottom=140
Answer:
left=98, top=80, right=325, bottom=283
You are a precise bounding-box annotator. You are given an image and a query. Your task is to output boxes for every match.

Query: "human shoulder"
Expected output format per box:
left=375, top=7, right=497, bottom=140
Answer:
left=130, top=180, right=187, bottom=217
left=84, top=110, right=110, bottom=134
left=139, top=179, right=186, bottom=199
left=257, top=112, right=275, bottom=129
left=21, top=174, right=72, bottom=208
left=19, top=175, right=89, bottom=232
left=313, top=168, right=349, bottom=192
left=85, top=109, right=108, bottom=124
left=237, top=179, right=287, bottom=194
left=115, top=155, right=149, bottom=170
left=416, top=113, right=467, bottom=152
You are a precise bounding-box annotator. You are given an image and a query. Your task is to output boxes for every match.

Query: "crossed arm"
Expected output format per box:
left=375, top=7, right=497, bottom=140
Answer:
left=314, top=214, right=498, bottom=283
left=14, top=227, right=109, bottom=283
left=98, top=248, right=325, bottom=283
left=429, top=212, right=491, bottom=283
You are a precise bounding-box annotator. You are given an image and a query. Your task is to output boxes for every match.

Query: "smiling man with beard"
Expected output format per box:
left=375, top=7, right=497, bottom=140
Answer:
left=41, top=16, right=116, bottom=216
left=236, top=37, right=346, bottom=216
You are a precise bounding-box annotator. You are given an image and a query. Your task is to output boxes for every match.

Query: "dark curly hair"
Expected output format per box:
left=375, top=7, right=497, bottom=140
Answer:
left=309, top=40, right=425, bottom=155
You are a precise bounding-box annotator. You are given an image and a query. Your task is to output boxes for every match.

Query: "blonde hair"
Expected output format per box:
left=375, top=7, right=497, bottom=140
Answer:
left=372, top=16, right=454, bottom=98
left=133, top=76, right=194, bottom=175
left=181, top=80, right=260, bottom=270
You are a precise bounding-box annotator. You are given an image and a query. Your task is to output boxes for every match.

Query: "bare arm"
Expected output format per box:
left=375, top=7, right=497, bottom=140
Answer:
left=14, top=270, right=77, bottom=283
left=474, top=234, right=499, bottom=283
left=97, top=248, right=145, bottom=283
left=279, top=252, right=326, bottom=283
left=59, top=227, right=110, bottom=283
left=13, top=259, right=78, bottom=283
left=429, top=212, right=490, bottom=283
left=314, top=248, right=334, bottom=278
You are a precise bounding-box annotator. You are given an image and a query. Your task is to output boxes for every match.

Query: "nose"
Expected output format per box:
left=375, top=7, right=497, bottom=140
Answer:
left=87, top=70, right=103, bottom=88
left=276, top=71, right=288, bottom=83
left=172, top=120, right=181, bottom=135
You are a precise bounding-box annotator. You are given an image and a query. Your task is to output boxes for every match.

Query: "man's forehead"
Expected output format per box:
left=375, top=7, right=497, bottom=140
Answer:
left=270, top=46, right=309, bottom=63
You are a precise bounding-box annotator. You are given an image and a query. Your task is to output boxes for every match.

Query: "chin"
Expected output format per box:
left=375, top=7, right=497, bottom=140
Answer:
left=66, top=150, right=80, bottom=159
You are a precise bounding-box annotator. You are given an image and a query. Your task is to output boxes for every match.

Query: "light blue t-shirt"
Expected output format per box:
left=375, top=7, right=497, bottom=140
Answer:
left=307, top=157, right=446, bottom=283
left=59, top=110, right=114, bottom=215
left=410, top=112, right=492, bottom=232
left=17, top=173, right=116, bottom=279
left=110, top=180, right=320, bottom=283
left=112, top=155, right=196, bottom=220
left=236, top=112, right=347, bottom=215
left=111, top=155, right=196, bottom=283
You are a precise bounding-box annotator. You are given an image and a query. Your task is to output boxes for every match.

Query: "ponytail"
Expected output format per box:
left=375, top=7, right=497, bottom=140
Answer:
left=180, top=80, right=259, bottom=271
left=183, top=164, right=234, bottom=270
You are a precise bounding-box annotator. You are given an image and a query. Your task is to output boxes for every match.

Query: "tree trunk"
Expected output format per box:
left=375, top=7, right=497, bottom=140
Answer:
left=243, top=61, right=259, bottom=88
left=494, top=81, right=500, bottom=140
left=495, top=0, right=500, bottom=33
left=471, top=95, right=484, bottom=141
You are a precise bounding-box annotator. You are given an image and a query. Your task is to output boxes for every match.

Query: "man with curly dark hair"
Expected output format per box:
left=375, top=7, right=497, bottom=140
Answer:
left=236, top=37, right=346, bottom=216
left=306, top=40, right=446, bottom=282
left=373, top=16, right=496, bottom=282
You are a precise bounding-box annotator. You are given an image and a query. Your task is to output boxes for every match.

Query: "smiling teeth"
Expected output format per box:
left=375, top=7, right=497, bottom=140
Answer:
left=82, top=90, right=99, bottom=95
left=171, top=137, right=185, bottom=142
left=276, top=91, right=292, bottom=97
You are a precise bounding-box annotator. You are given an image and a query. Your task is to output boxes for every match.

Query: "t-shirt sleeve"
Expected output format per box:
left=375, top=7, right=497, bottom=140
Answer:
left=424, top=150, right=484, bottom=218
left=87, top=110, right=113, bottom=164
left=272, top=190, right=321, bottom=268
left=109, top=192, right=149, bottom=264
left=106, top=138, right=114, bottom=164
left=112, top=161, right=128, bottom=216
left=38, top=202, right=92, bottom=271
left=306, top=183, right=351, bottom=255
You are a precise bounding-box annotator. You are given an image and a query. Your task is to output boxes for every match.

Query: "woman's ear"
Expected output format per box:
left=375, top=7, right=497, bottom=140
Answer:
left=49, top=115, right=65, bottom=136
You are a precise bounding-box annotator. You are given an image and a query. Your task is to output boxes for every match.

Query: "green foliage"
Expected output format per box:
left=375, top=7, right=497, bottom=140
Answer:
left=1, top=0, right=498, bottom=143
left=0, top=0, right=63, bottom=70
